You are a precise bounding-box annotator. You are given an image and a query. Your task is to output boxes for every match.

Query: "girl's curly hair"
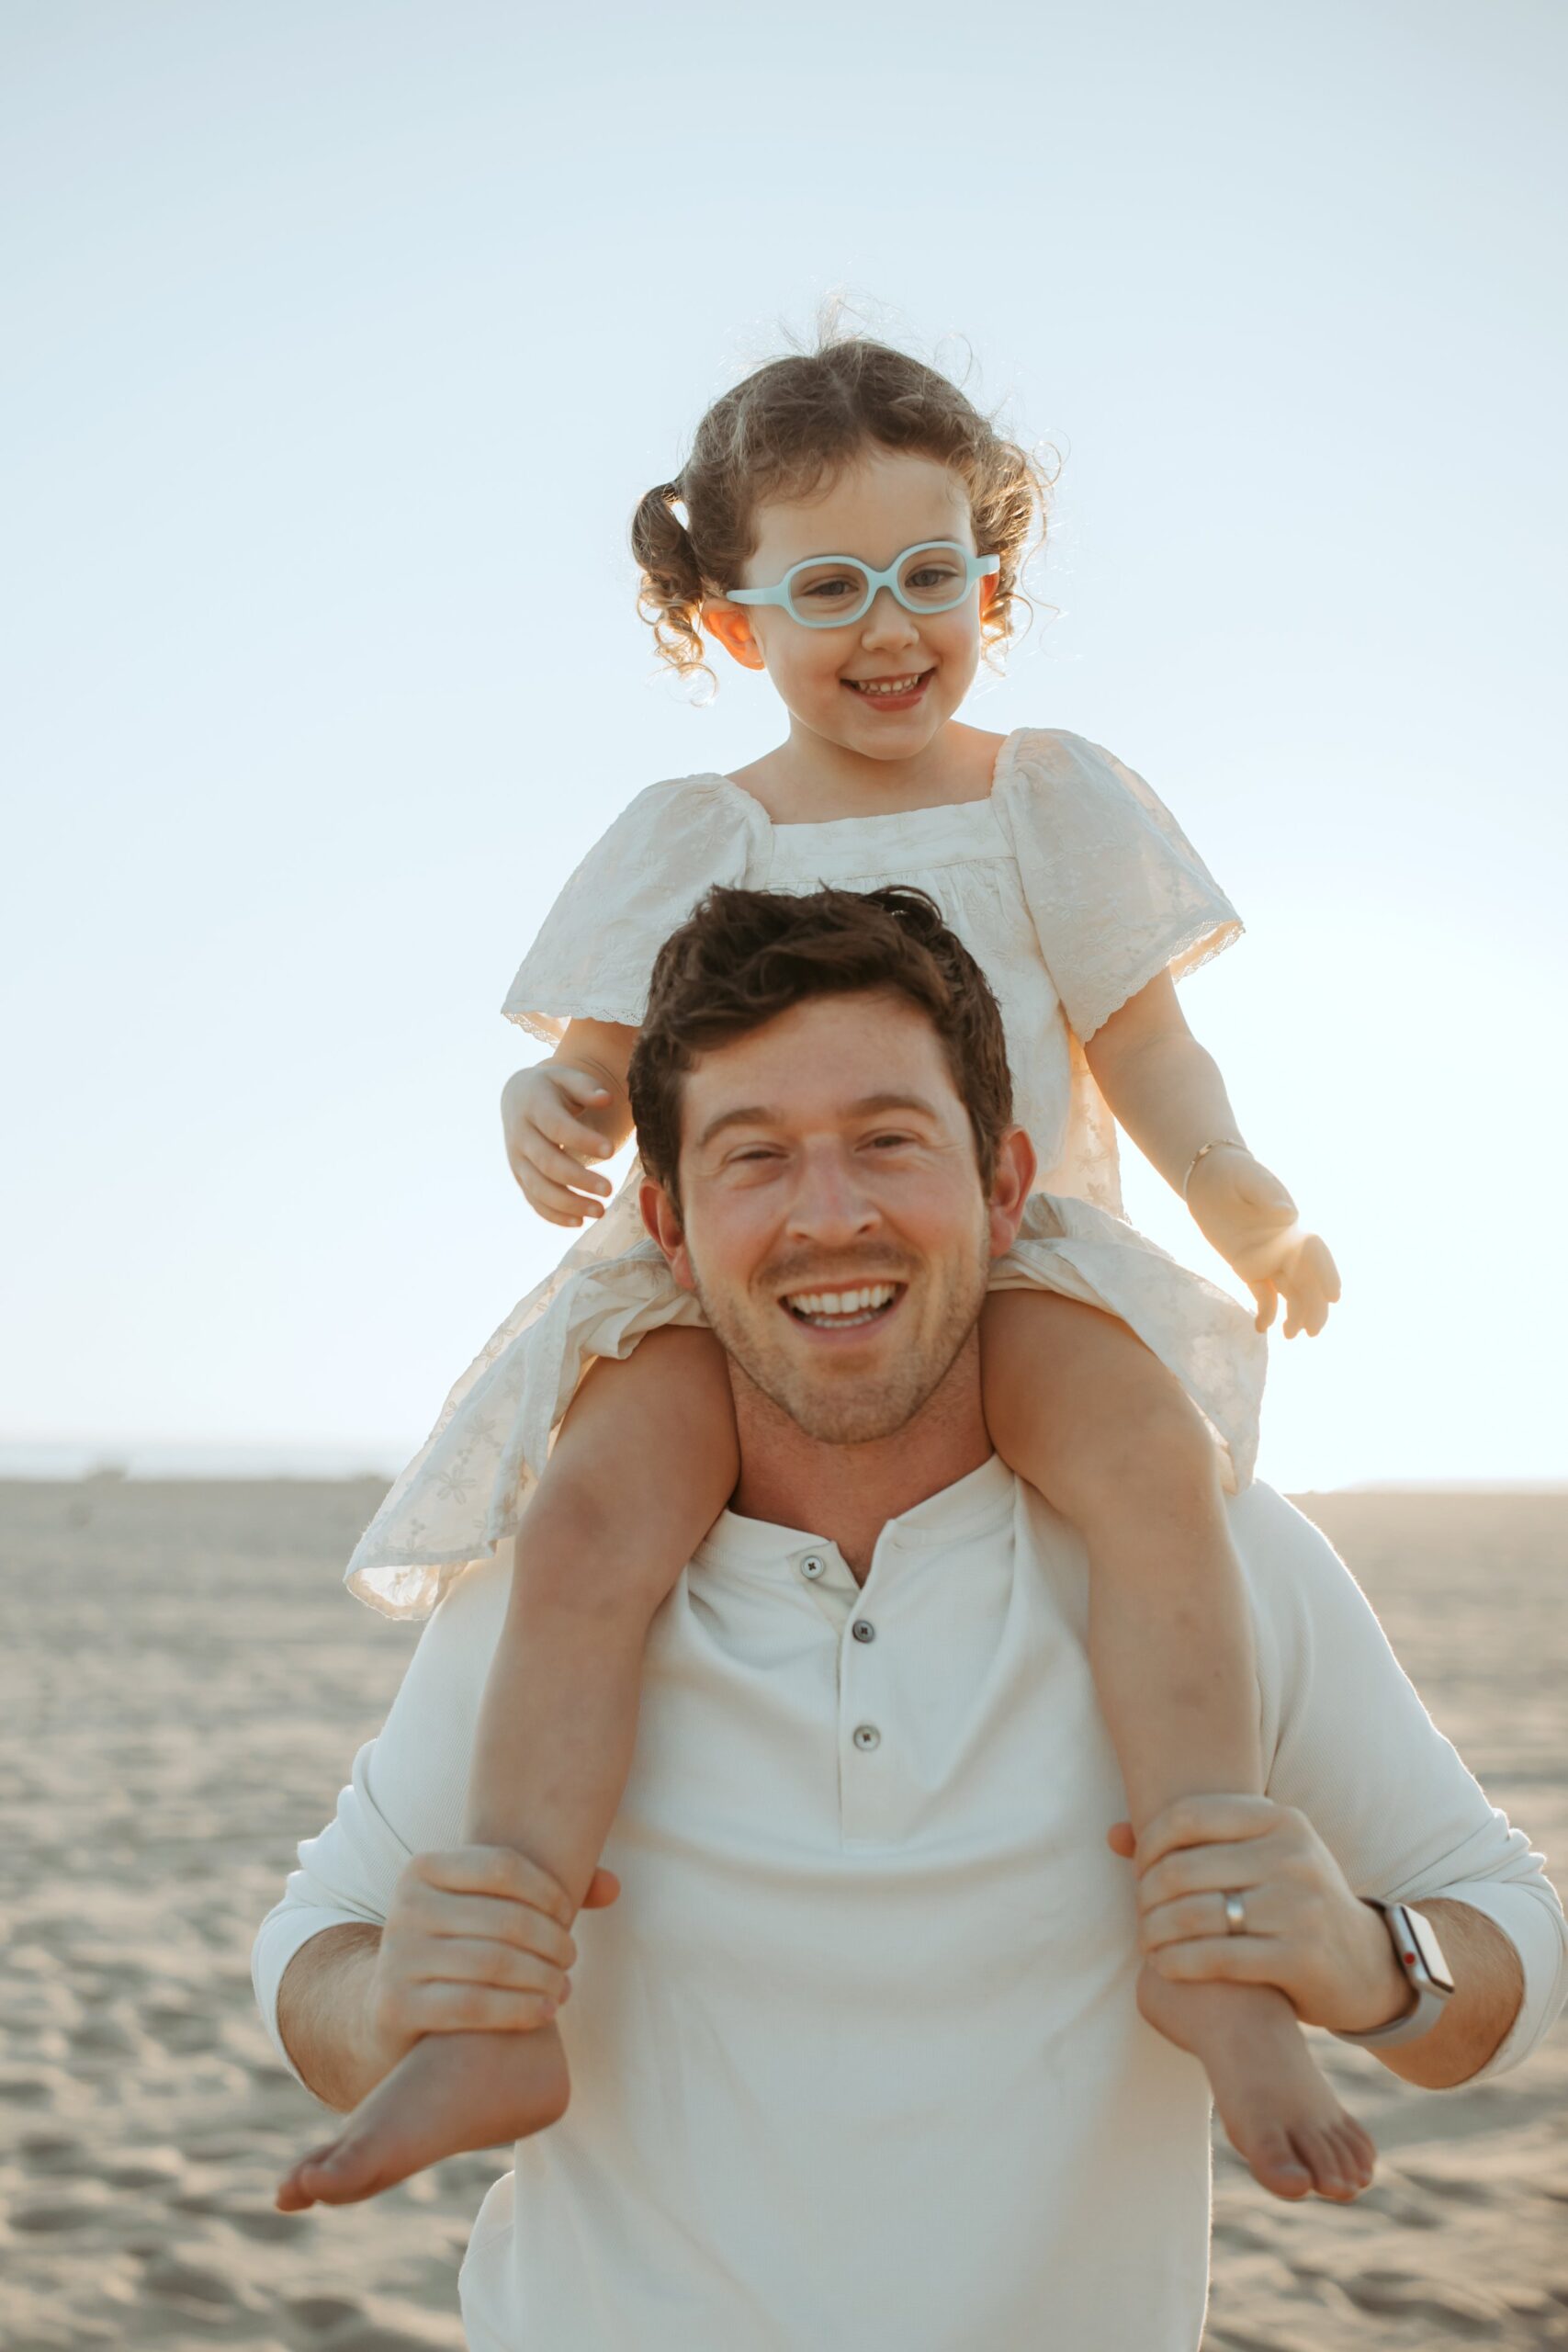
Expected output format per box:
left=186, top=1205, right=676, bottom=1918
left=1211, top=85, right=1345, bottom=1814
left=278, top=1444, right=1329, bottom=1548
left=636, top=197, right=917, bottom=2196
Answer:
left=630, top=332, right=1054, bottom=691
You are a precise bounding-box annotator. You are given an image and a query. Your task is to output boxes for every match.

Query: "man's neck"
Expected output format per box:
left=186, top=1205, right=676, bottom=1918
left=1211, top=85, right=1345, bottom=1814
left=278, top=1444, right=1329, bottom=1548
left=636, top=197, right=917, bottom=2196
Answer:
left=726, top=1334, right=993, bottom=1582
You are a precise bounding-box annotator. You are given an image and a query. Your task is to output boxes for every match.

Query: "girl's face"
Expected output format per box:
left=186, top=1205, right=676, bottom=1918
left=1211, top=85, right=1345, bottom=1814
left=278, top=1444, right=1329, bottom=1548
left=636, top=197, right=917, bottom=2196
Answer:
left=705, top=447, right=995, bottom=761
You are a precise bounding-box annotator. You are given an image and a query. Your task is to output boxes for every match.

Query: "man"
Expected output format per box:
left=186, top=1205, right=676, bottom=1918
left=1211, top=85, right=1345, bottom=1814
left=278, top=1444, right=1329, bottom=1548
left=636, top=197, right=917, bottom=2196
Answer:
left=255, top=886, right=1566, bottom=2352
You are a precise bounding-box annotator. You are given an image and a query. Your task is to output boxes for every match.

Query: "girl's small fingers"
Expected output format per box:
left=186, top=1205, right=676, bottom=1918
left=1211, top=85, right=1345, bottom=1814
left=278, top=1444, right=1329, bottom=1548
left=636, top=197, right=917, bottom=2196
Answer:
left=1281, top=1282, right=1328, bottom=1340
left=552, top=1067, right=613, bottom=1108
left=522, top=1180, right=594, bottom=1226
left=536, top=1102, right=614, bottom=1166
left=525, top=1136, right=612, bottom=1197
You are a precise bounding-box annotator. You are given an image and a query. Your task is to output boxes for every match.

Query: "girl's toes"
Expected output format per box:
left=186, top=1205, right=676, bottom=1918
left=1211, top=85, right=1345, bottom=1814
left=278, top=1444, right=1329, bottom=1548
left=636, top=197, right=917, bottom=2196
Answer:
left=1247, top=2125, right=1312, bottom=2200
left=1296, top=2125, right=1359, bottom=2202
left=275, top=2142, right=339, bottom=2211
left=1337, top=2119, right=1377, bottom=2189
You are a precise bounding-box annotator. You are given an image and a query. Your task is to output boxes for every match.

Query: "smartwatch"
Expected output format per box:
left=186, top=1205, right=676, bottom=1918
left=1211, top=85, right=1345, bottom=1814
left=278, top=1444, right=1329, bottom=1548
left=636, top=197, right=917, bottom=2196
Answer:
left=1334, top=1901, right=1455, bottom=2049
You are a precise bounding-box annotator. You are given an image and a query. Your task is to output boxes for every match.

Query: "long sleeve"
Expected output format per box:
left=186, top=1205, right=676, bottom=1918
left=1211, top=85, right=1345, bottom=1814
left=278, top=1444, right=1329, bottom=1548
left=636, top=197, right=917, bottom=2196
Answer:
left=1237, top=1481, right=1568, bottom=2078
left=251, top=1560, right=510, bottom=2078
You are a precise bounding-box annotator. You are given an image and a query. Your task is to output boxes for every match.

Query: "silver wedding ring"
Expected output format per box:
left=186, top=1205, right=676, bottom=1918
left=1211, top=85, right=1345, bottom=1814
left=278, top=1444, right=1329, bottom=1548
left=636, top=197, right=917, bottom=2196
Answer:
left=1223, top=1892, right=1247, bottom=1936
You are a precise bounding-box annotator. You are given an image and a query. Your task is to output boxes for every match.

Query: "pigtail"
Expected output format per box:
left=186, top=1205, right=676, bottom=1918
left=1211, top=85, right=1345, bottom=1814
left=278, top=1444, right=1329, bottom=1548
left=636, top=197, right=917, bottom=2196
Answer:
left=630, top=480, right=711, bottom=685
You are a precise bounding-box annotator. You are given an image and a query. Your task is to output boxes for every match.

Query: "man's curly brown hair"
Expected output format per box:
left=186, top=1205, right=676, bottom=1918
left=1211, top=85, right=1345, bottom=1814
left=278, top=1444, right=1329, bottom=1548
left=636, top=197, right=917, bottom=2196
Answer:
left=627, top=885, right=1015, bottom=1212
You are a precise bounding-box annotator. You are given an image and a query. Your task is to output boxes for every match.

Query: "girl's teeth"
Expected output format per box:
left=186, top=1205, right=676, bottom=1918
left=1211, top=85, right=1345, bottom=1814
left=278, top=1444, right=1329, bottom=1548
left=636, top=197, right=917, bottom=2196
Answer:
left=855, top=675, right=923, bottom=695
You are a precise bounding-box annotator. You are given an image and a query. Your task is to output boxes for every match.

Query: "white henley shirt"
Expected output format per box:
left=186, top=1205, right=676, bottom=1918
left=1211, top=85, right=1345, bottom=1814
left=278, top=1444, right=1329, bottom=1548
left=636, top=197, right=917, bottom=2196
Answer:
left=254, top=1464, right=1567, bottom=2351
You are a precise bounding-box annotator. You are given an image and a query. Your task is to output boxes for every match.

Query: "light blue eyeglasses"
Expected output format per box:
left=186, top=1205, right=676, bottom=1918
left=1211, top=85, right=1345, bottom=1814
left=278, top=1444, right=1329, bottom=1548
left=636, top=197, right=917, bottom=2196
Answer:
left=728, top=540, right=999, bottom=629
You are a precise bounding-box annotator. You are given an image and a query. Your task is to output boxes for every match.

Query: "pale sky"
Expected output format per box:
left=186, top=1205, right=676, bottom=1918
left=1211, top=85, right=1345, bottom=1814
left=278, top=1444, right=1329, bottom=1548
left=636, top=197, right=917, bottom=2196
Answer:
left=4, top=1, right=1565, bottom=1488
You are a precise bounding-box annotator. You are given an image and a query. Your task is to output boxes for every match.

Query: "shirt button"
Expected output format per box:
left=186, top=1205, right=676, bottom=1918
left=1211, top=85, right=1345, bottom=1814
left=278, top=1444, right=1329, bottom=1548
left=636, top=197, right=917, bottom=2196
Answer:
left=799, top=1555, right=827, bottom=1581
left=852, top=1724, right=881, bottom=1752
left=851, top=1620, right=875, bottom=1643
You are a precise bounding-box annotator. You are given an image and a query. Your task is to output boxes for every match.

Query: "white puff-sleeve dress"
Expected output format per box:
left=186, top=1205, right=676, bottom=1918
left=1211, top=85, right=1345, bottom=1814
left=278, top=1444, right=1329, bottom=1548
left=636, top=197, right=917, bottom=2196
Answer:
left=346, top=729, right=1264, bottom=1619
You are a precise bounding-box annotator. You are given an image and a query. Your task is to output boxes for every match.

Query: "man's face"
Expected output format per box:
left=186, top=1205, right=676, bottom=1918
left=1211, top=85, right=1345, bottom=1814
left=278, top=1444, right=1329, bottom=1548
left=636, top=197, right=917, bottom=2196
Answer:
left=642, top=990, right=1032, bottom=1444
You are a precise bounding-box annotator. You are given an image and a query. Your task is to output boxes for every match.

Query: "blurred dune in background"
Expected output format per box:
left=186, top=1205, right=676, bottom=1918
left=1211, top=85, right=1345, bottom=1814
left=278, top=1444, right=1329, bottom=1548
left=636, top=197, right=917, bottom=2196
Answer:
left=0, top=1479, right=1563, bottom=2352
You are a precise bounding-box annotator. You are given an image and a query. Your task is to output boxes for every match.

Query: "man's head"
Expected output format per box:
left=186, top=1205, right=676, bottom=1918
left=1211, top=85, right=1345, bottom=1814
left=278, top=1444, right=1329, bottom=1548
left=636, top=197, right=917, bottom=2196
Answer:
left=628, top=887, right=1034, bottom=1445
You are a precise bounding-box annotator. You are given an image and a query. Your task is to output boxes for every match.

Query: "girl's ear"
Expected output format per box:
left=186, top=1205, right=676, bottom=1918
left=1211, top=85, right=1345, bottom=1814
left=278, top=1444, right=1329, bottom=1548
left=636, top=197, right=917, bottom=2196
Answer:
left=703, top=599, right=768, bottom=673
left=979, top=572, right=999, bottom=619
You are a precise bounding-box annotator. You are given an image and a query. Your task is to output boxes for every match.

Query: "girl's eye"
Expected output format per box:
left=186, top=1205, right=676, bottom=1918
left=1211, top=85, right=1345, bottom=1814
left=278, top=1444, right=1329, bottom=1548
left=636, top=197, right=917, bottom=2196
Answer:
left=800, top=576, right=859, bottom=603
left=908, top=565, right=960, bottom=593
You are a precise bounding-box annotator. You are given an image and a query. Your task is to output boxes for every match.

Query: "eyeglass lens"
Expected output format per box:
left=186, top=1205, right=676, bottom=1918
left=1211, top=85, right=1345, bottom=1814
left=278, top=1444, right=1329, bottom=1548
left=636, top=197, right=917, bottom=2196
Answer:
left=786, top=544, right=973, bottom=624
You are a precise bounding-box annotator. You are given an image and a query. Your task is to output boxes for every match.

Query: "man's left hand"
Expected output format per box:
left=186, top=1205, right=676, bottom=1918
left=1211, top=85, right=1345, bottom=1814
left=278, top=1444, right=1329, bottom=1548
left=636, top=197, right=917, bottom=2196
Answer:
left=1108, top=1795, right=1414, bottom=2034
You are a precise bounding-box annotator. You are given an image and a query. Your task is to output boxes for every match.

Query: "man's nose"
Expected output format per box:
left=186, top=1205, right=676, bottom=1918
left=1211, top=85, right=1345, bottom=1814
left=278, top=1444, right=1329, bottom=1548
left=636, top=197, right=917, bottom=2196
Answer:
left=785, top=1147, right=880, bottom=1242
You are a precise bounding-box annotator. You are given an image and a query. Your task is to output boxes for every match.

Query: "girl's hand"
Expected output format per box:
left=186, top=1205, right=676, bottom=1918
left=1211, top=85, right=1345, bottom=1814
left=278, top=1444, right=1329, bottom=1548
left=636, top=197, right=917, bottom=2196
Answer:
left=1186, top=1147, right=1341, bottom=1338
left=502, top=1062, right=617, bottom=1227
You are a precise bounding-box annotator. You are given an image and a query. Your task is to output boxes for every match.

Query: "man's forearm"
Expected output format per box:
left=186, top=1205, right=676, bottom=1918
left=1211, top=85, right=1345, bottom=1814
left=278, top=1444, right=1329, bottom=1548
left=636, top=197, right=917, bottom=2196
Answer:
left=1372, top=1900, right=1524, bottom=2089
left=276, top=1924, right=391, bottom=2112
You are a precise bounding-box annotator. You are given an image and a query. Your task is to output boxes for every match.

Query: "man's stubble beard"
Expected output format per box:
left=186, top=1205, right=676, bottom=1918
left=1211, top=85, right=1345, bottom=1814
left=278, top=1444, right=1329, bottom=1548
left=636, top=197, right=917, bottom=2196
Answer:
left=685, top=1226, right=994, bottom=1448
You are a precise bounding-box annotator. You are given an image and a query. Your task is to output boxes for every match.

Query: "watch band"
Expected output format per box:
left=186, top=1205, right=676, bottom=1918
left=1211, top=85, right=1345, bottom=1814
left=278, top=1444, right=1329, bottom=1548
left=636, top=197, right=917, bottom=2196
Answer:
left=1334, top=1902, right=1454, bottom=2049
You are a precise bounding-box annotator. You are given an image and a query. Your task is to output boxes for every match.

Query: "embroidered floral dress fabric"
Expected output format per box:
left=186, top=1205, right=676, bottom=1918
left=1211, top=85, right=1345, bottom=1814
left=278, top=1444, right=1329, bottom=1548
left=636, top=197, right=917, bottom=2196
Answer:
left=346, top=729, right=1263, bottom=1619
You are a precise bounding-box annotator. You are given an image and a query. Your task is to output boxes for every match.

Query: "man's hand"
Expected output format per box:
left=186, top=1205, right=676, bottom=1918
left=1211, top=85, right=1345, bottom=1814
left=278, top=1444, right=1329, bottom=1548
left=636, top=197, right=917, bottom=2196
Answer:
left=1108, top=1796, right=1409, bottom=2034
left=364, top=1847, right=621, bottom=2078
left=502, top=1063, right=617, bottom=1227
left=1184, top=1148, right=1341, bottom=1338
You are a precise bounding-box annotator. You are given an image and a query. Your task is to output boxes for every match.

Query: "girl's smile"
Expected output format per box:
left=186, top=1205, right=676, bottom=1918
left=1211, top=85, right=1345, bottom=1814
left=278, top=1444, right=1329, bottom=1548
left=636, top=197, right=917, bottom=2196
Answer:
left=843, top=667, right=936, bottom=709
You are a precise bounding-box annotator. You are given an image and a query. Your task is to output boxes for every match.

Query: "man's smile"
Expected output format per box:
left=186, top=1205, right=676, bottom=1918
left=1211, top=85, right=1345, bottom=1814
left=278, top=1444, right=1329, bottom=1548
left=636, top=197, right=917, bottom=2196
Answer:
left=779, top=1280, right=907, bottom=1333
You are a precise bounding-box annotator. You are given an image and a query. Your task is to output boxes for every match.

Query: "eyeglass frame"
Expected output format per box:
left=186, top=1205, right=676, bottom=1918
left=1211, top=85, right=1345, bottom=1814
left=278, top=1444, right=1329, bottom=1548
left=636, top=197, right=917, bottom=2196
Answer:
left=727, top=540, right=1000, bottom=630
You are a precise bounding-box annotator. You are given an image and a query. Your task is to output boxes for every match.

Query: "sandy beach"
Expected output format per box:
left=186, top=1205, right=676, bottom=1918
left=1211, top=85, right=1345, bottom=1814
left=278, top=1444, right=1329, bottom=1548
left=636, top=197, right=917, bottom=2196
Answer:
left=1, top=1477, right=1563, bottom=2351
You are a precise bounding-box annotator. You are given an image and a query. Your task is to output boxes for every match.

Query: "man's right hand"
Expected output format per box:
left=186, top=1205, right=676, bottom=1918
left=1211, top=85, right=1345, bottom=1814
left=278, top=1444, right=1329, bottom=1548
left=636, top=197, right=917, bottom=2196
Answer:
left=365, top=1846, right=621, bottom=2075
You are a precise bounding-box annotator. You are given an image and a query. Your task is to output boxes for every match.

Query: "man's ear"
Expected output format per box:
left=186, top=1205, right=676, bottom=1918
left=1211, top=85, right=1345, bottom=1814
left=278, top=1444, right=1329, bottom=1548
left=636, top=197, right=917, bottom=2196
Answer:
left=639, top=1176, right=698, bottom=1294
left=986, top=1126, right=1037, bottom=1261
left=702, top=599, right=768, bottom=673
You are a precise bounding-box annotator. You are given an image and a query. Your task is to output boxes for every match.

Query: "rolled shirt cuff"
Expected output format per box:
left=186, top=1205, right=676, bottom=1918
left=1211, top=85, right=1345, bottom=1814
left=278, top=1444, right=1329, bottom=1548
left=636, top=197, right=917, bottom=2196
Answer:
left=1415, top=1878, right=1568, bottom=2080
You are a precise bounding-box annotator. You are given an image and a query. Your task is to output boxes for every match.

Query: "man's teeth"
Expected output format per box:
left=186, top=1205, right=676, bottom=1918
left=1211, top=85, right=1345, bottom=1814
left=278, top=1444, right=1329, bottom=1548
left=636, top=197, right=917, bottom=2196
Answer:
left=785, top=1284, right=897, bottom=1327
left=852, top=673, right=926, bottom=695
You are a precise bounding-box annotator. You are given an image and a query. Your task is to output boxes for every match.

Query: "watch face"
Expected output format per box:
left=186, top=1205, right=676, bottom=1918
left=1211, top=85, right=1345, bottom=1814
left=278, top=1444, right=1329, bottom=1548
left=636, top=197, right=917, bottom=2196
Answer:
left=1399, top=1905, right=1456, bottom=1996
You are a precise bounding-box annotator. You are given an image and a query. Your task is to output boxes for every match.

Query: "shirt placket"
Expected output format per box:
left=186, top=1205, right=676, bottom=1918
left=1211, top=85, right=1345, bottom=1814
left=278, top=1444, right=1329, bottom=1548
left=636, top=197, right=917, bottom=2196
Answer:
left=788, top=1541, right=898, bottom=1849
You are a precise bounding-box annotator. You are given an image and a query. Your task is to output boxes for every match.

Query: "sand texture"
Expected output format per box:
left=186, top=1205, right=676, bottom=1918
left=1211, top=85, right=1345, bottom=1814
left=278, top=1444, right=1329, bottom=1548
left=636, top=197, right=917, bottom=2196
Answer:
left=1, top=1478, right=1563, bottom=2351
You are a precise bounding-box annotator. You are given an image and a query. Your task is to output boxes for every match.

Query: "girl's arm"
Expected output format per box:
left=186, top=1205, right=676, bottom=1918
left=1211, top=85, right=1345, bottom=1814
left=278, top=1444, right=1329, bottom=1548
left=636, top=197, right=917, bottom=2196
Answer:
left=1084, top=973, right=1339, bottom=1337
left=1081, top=971, right=1239, bottom=1193
left=502, top=1017, right=639, bottom=1227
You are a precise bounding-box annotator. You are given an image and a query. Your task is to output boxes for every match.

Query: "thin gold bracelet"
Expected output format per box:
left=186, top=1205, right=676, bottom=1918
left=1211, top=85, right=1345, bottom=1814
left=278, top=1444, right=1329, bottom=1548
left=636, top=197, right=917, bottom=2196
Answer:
left=1181, top=1136, right=1248, bottom=1201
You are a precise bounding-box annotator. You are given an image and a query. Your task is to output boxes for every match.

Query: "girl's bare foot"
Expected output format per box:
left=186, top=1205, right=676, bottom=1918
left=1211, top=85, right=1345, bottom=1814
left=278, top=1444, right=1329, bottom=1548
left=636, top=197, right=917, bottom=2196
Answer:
left=1136, top=1967, right=1375, bottom=2202
left=275, top=2024, right=570, bottom=2211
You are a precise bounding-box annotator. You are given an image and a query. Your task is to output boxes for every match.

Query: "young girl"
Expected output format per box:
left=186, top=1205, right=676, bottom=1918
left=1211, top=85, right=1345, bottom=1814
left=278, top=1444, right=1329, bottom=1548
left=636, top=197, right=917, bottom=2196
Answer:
left=285, top=334, right=1365, bottom=2212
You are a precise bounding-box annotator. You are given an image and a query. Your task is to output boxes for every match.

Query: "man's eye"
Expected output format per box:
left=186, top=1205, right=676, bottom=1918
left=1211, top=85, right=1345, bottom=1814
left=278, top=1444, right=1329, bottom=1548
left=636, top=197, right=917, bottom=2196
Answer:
left=866, top=1132, right=915, bottom=1150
